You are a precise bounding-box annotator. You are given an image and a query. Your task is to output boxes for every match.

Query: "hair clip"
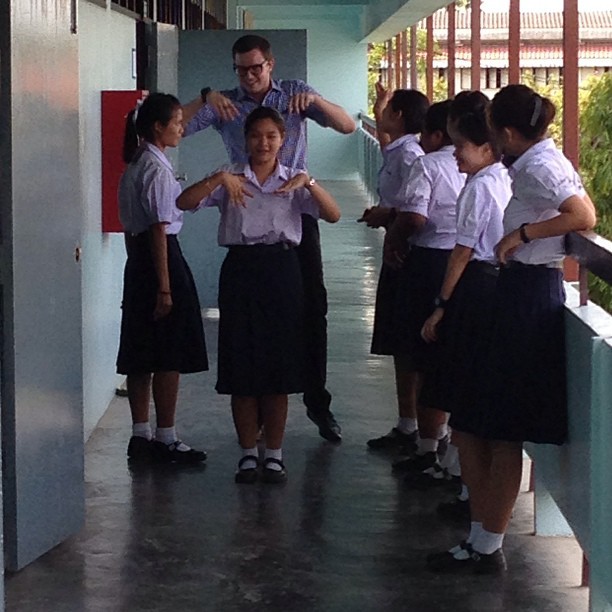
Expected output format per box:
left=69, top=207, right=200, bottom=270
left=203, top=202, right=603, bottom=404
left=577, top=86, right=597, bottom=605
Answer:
left=529, top=96, right=542, bottom=127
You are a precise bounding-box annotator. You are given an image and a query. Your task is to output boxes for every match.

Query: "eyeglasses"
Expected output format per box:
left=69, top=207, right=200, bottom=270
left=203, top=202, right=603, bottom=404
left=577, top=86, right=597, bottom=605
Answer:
left=233, top=61, right=268, bottom=77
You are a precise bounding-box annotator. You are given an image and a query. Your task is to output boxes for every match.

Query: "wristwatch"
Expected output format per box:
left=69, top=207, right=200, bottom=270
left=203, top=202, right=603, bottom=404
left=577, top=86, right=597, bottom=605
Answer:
left=200, top=87, right=211, bottom=104
left=308, top=177, right=316, bottom=187
left=433, top=296, right=448, bottom=309
left=519, top=223, right=531, bottom=244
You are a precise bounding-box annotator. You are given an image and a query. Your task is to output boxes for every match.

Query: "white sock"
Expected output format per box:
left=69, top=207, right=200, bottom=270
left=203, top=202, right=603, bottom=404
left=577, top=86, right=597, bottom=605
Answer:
left=474, top=528, right=505, bottom=555
left=397, top=417, right=418, bottom=434
left=240, top=447, right=258, bottom=470
left=155, top=426, right=177, bottom=444
left=132, top=422, right=152, bottom=440
left=439, top=443, right=461, bottom=476
left=467, top=521, right=483, bottom=545
left=437, top=423, right=449, bottom=439
left=264, top=448, right=283, bottom=471
left=458, top=483, right=469, bottom=501
left=416, top=437, right=438, bottom=455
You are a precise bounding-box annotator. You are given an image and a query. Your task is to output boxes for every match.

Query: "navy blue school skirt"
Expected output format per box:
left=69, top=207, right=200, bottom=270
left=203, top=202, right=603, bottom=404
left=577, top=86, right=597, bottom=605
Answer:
left=420, top=261, right=499, bottom=426
left=393, top=246, right=451, bottom=370
left=117, top=233, right=208, bottom=375
left=371, top=261, right=403, bottom=355
left=468, top=264, right=567, bottom=445
left=216, top=244, right=305, bottom=396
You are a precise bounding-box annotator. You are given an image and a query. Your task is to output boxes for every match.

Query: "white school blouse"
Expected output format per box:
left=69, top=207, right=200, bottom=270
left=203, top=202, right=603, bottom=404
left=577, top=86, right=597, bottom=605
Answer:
left=198, top=162, right=319, bottom=246
left=377, top=134, right=423, bottom=209
left=399, top=145, right=466, bottom=249
left=455, top=162, right=512, bottom=264
left=505, top=138, right=585, bottom=265
left=118, top=142, right=183, bottom=235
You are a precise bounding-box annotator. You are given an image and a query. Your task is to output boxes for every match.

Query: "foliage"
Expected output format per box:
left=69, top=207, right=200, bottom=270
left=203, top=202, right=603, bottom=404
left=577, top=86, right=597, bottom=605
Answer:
left=367, top=30, right=445, bottom=114
left=577, top=73, right=612, bottom=312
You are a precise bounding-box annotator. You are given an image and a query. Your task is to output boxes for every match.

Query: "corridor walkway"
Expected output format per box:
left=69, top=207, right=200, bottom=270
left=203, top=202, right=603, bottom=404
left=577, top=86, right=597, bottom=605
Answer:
left=6, top=182, right=587, bottom=612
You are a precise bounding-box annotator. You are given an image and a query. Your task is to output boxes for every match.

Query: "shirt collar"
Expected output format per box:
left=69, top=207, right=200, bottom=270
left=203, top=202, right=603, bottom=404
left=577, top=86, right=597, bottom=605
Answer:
left=243, top=160, right=289, bottom=186
left=143, top=142, right=173, bottom=171
left=508, top=138, right=554, bottom=178
left=384, top=133, right=420, bottom=153
left=237, top=78, right=282, bottom=102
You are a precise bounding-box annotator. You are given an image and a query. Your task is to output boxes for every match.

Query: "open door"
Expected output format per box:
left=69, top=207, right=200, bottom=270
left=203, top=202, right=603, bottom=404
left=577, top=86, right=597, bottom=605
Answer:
left=0, top=0, right=84, bottom=571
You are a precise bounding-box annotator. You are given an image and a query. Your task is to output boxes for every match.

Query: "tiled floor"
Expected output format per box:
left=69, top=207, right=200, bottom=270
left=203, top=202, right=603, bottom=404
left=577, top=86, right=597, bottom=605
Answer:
left=5, top=181, right=588, bottom=612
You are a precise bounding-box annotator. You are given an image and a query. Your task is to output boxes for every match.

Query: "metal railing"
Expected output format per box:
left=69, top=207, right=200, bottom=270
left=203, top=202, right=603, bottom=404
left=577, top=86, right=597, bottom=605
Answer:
left=110, top=0, right=226, bottom=29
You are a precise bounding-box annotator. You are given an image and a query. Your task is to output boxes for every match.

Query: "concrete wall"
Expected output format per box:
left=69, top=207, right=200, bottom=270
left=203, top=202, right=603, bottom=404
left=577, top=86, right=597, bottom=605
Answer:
left=79, top=1, right=136, bottom=439
left=233, top=5, right=367, bottom=180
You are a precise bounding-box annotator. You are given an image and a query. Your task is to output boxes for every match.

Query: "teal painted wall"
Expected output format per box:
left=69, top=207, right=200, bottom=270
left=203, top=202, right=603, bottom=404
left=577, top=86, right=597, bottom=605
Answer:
left=238, top=6, right=367, bottom=180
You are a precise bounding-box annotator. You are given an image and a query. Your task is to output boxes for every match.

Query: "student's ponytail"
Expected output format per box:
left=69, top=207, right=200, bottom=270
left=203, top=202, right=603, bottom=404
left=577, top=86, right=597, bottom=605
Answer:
left=121, top=93, right=181, bottom=164
left=122, top=109, right=139, bottom=164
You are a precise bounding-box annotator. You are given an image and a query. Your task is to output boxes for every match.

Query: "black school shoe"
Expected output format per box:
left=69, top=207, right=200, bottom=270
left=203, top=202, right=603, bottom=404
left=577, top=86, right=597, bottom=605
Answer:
left=307, top=409, right=342, bottom=442
left=367, top=427, right=418, bottom=451
left=427, top=543, right=507, bottom=575
left=261, top=458, right=287, bottom=484
left=471, top=548, right=507, bottom=575
left=235, top=455, right=259, bottom=484
left=152, top=440, right=207, bottom=464
left=403, top=463, right=461, bottom=491
left=127, top=436, right=153, bottom=462
left=392, top=451, right=437, bottom=473
left=427, top=541, right=474, bottom=572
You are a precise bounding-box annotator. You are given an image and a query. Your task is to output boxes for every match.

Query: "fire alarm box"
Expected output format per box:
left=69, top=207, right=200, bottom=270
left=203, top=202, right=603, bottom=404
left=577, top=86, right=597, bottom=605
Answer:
left=101, top=90, right=148, bottom=232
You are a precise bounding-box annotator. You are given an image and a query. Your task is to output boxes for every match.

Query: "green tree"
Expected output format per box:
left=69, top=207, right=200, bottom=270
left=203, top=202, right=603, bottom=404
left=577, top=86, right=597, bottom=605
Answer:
left=367, top=30, right=444, bottom=114
left=578, top=73, right=612, bottom=312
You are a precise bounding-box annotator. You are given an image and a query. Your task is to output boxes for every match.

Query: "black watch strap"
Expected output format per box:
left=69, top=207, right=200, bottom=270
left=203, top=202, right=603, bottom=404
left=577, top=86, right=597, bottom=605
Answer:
left=200, top=87, right=211, bottom=104
left=434, top=296, right=448, bottom=309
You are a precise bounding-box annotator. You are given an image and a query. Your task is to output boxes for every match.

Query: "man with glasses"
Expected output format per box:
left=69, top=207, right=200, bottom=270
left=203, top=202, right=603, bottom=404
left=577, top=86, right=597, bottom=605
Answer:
left=183, top=34, right=355, bottom=442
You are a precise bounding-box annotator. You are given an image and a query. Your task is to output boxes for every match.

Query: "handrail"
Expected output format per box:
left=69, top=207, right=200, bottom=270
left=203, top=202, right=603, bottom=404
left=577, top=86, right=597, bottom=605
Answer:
left=567, top=231, right=612, bottom=306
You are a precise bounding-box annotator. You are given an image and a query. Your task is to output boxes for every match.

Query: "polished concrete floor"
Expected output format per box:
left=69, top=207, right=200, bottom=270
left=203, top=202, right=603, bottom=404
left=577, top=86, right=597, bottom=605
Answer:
left=6, top=182, right=588, bottom=612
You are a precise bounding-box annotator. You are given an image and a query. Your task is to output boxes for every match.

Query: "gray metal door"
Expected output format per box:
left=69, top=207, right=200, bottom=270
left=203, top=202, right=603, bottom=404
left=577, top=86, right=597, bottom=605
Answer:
left=0, top=0, right=84, bottom=571
left=176, top=30, right=308, bottom=307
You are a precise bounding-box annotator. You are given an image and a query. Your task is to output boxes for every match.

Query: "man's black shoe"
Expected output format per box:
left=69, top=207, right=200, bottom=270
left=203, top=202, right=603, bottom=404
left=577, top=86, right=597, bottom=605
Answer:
left=307, top=409, right=342, bottom=442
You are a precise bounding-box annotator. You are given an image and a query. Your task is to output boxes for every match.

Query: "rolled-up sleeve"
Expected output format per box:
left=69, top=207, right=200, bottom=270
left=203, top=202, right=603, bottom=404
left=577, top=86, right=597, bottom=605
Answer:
left=184, top=104, right=219, bottom=137
left=295, top=81, right=329, bottom=128
left=455, top=181, right=491, bottom=248
left=523, top=163, right=585, bottom=210
left=143, top=166, right=179, bottom=224
left=398, top=158, right=432, bottom=217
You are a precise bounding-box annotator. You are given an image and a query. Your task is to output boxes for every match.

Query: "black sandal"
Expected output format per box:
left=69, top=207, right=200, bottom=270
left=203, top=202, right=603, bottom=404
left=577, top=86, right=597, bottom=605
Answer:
left=234, top=455, right=259, bottom=484
left=261, top=457, right=287, bottom=484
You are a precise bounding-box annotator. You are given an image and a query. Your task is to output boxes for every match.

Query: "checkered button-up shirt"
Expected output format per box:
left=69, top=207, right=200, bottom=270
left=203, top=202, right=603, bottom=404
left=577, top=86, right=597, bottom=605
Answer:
left=184, top=79, right=328, bottom=170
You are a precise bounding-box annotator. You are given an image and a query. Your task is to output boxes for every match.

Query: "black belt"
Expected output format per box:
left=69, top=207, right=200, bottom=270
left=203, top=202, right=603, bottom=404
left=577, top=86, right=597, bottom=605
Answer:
left=503, top=260, right=563, bottom=270
left=468, top=260, right=499, bottom=277
left=227, top=242, right=294, bottom=254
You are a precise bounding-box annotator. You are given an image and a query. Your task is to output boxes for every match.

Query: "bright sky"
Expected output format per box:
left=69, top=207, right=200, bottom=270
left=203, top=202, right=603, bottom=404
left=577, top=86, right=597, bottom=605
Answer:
left=482, top=0, right=610, bottom=10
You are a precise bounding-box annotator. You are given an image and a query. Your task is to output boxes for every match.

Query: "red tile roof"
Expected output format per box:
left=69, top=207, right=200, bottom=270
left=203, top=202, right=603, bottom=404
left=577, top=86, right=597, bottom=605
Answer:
left=432, top=42, right=612, bottom=67
left=429, top=10, right=612, bottom=31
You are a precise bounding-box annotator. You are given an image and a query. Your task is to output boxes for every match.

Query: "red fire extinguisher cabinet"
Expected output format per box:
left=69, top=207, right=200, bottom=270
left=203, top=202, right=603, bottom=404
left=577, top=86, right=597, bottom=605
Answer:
left=101, top=90, right=147, bottom=232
